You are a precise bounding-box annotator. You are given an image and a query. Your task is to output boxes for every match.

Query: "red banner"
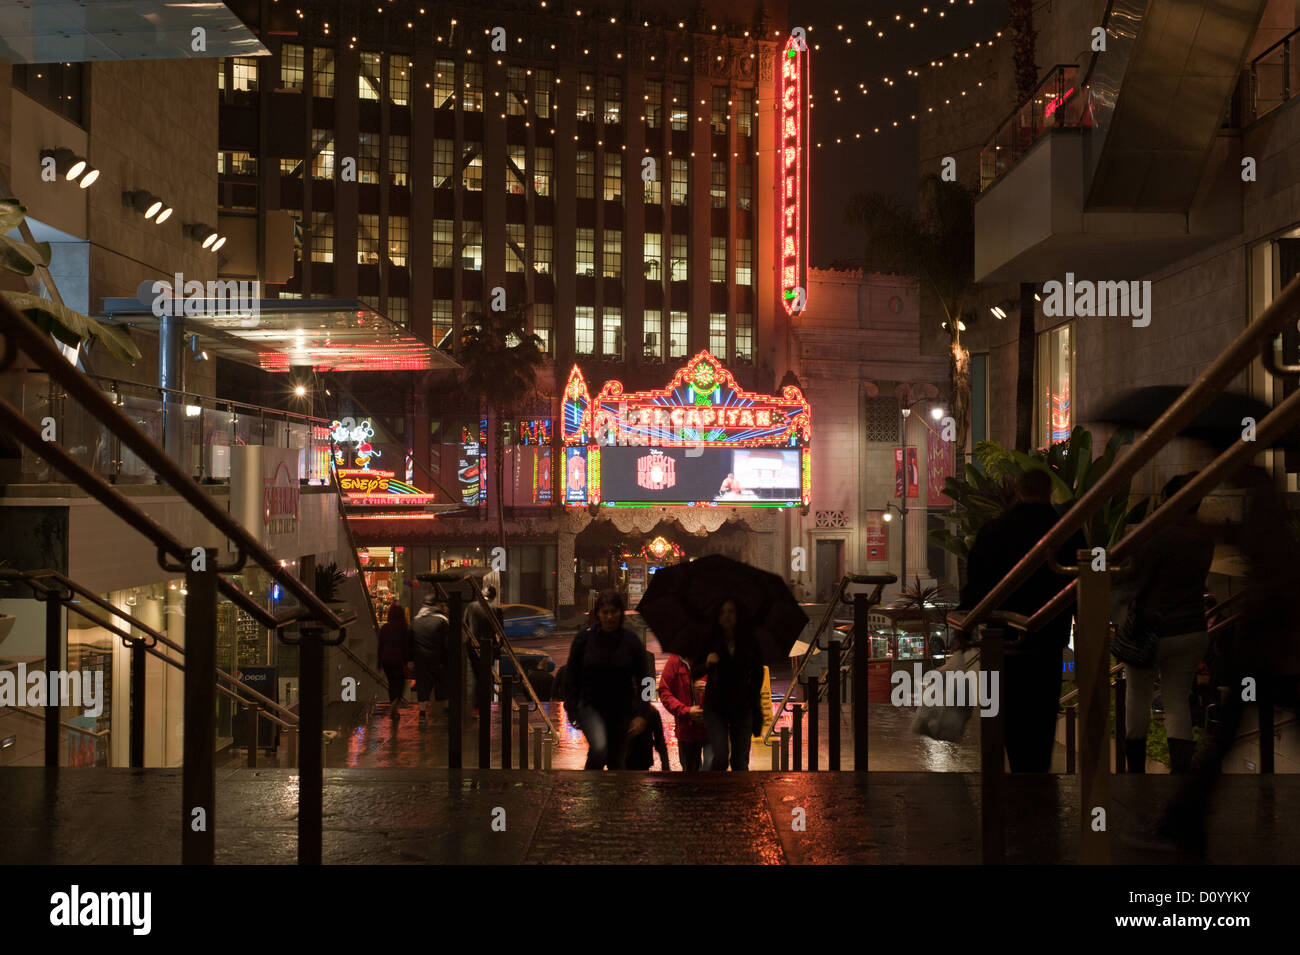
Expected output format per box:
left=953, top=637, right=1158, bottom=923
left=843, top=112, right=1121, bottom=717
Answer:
left=926, top=428, right=954, bottom=507
left=894, top=447, right=918, bottom=499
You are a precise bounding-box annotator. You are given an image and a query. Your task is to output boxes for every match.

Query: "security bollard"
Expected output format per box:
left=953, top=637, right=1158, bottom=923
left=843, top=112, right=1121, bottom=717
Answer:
left=779, top=727, right=790, bottom=771
left=518, top=698, right=529, bottom=769
left=769, top=739, right=780, bottom=770
left=532, top=727, right=543, bottom=768
left=284, top=726, right=298, bottom=769
left=542, top=736, right=553, bottom=770
left=828, top=639, right=842, bottom=771
left=792, top=702, right=804, bottom=771
left=245, top=704, right=259, bottom=768
left=501, top=675, right=513, bottom=769
left=805, top=678, right=819, bottom=772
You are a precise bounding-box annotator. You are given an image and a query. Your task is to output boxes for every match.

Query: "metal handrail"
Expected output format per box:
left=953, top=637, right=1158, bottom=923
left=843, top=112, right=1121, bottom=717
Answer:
left=955, top=273, right=1300, bottom=640
left=764, top=575, right=850, bottom=744
left=79, top=373, right=333, bottom=428
left=1251, top=24, right=1300, bottom=68
left=1, top=704, right=111, bottom=739
left=463, top=575, right=557, bottom=736
left=0, top=296, right=350, bottom=636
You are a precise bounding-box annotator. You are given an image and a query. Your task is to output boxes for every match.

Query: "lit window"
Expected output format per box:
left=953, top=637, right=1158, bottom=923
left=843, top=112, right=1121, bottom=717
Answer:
left=644, top=157, right=662, bottom=204
left=506, top=145, right=527, bottom=195
left=387, top=296, right=409, bottom=328
left=506, top=223, right=526, bottom=273
left=534, top=146, right=553, bottom=196
left=643, top=309, right=663, bottom=359
left=709, top=313, right=727, bottom=357
left=432, top=300, right=454, bottom=348
left=462, top=141, right=483, bottom=191
left=358, top=132, right=380, bottom=183
left=357, top=214, right=380, bottom=264
left=710, top=237, right=727, bottom=283
left=311, top=129, right=334, bottom=179
left=280, top=44, right=304, bottom=90
left=225, top=151, right=257, bottom=176
left=389, top=134, right=409, bottom=187
left=433, top=139, right=454, bottom=187
left=312, top=47, right=335, bottom=97
left=603, top=230, right=621, bottom=277
left=388, top=215, right=409, bottom=267
left=578, top=72, right=595, bottom=121
left=604, top=76, right=622, bottom=124
left=670, top=159, right=688, bottom=206
left=735, top=313, right=753, bottom=363
left=603, top=153, right=622, bottom=200
left=644, top=233, right=661, bottom=279
left=310, top=211, right=333, bottom=262
left=575, top=306, right=595, bottom=354
left=461, top=221, right=483, bottom=270
left=534, top=224, right=553, bottom=274
left=736, top=239, right=752, bottom=285
left=711, top=86, right=728, bottom=134
left=358, top=52, right=382, bottom=100
left=463, top=61, right=483, bottom=112
left=710, top=160, right=726, bottom=209
left=576, top=228, right=595, bottom=276
left=669, top=311, right=687, bottom=357
left=533, top=303, right=553, bottom=355
left=645, top=80, right=663, bottom=129
left=432, top=219, right=453, bottom=267
left=736, top=163, right=753, bottom=212
left=670, top=81, right=688, bottom=131
left=508, top=67, right=527, bottom=116
left=602, top=307, right=622, bottom=358
left=389, top=56, right=410, bottom=106
left=737, top=88, right=754, bottom=137
left=534, top=69, right=554, bottom=119
left=670, top=234, right=687, bottom=281
left=433, top=59, right=455, bottom=108
left=576, top=150, right=594, bottom=199
left=232, top=57, right=259, bottom=92
left=280, top=157, right=300, bottom=176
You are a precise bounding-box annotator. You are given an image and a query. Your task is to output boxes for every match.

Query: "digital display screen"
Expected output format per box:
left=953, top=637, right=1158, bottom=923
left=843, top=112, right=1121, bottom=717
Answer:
left=596, top=446, right=802, bottom=505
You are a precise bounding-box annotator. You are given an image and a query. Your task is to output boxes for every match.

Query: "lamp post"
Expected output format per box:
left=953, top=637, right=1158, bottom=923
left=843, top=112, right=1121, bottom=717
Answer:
left=894, top=399, right=946, bottom=588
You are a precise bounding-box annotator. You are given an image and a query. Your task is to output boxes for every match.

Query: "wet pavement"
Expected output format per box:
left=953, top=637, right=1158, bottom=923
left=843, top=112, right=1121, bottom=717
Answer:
left=1, top=767, right=1294, bottom=864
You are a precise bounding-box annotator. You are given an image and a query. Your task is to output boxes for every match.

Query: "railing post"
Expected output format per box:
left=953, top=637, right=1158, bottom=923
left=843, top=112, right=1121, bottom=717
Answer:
left=283, top=725, right=298, bottom=769
left=297, top=624, right=326, bottom=865
left=779, top=726, right=790, bottom=771
left=828, top=637, right=841, bottom=771
left=244, top=703, right=260, bottom=768
left=447, top=592, right=464, bottom=769
left=853, top=591, right=869, bottom=773
left=1065, top=706, right=1076, bottom=774
left=477, top=631, right=493, bottom=770
left=130, top=637, right=145, bottom=768
left=792, top=702, right=803, bottom=771
left=1114, top=673, right=1127, bottom=772
left=532, top=726, right=543, bottom=769
left=518, top=698, right=529, bottom=769
left=980, top=625, right=1005, bottom=865
left=44, top=592, right=62, bottom=767
left=542, top=734, right=552, bottom=769
left=182, top=552, right=217, bottom=865
left=805, top=677, right=818, bottom=771
left=1076, top=550, right=1112, bottom=864
left=500, top=675, right=513, bottom=769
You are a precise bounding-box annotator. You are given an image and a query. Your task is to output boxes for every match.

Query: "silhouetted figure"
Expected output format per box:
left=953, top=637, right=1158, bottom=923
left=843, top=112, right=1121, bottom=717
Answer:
left=411, top=594, right=449, bottom=722
left=565, top=590, right=648, bottom=769
left=625, top=700, right=671, bottom=770
left=703, top=598, right=764, bottom=771
left=377, top=604, right=413, bottom=714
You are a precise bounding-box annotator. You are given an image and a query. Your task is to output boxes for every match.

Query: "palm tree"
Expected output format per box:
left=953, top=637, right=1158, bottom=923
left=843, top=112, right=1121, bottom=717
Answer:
left=458, top=301, right=546, bottom=554
left=845, top=173, right=978, bottom=466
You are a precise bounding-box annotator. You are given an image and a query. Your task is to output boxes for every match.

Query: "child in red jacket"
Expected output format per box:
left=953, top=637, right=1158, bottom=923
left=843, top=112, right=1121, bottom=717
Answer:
left=658, top=654, right=709, bottom=771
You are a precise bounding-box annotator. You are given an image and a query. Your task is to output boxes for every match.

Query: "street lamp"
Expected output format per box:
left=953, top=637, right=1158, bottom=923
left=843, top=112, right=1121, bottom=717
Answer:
left=895, top=398, right=946, bottom=587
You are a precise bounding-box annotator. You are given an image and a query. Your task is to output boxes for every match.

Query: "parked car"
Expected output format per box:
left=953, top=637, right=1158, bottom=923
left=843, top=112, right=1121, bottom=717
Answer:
left=499, top=603, right=558, bottom=640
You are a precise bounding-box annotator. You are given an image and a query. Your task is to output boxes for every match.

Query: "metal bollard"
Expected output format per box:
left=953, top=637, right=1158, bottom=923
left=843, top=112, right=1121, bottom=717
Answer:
left=542, top=736, right=553, bottom=770
left=828, top=639, right=842, bottom=771
left=532, top=727, right=543, bottom=768
left=500, top=675, right=513, bottom=769
left=805, top=678, right=819, bottom=772
left=769, top=739, right=780, bottom=770
left=1114, top=674, right=1127, bottom=772
left=284, top=726, right=299, bottom=769
left=245, top=704, right=259, bottom=768
left=779, top=727, right=790, bottom=771
left=852, top=591, right=869, bottom=773
left=518, top=698, right=529, bottom=769
left=792, top=702, right=803, bottom=771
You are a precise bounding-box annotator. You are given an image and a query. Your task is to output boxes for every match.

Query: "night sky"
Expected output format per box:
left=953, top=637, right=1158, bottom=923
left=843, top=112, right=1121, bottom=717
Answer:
left=795, top=0, right=1004, bottom=267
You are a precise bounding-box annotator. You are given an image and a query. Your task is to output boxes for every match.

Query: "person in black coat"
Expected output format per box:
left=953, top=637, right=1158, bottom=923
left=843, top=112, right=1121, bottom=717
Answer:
left=703, top=597, right=764, bottom=771
left=564, top=589, right=648, bottom=770
left=410, top=594, right=449, bottom=722
left=624, top=699, right=671, bottom=771
left=960, top=468, right=1085, bottom=772
left=376, top=604, right=413, bottom=715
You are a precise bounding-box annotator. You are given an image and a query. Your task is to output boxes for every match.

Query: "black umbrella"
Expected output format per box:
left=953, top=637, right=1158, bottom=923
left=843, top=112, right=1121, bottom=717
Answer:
left=634, top=554, right=808, bottom=666
left=1089, top=386, right=1300, bottom=450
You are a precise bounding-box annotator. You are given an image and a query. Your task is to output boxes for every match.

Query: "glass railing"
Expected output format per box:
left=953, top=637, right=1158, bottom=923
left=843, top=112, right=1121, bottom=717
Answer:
left=4, top=370, right=332, bottom=485
left=978, top=65, right=1089, bottom=192
left=1249, top=26, right=1300, bottom=122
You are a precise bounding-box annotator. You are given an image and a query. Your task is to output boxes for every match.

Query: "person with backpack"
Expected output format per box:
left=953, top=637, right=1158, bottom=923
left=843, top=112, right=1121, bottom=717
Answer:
left=377, top=603, right=413, bottom=717
left=564, top=590, right=647, bottom=769
left=411, top=593, right=449, bottom=723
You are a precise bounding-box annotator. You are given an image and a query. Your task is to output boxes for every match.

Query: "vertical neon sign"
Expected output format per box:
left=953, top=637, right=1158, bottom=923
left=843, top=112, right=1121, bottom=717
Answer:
left=779, top=34, right=809, bottom=317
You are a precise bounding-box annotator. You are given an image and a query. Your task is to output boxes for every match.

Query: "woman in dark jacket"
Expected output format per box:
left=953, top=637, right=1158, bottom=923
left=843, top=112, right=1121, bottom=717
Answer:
left=377, top=604, right=413, bottom=715
left=564, top=590, right=648, bottom=769
left=703, top=598, right=764, bottom=771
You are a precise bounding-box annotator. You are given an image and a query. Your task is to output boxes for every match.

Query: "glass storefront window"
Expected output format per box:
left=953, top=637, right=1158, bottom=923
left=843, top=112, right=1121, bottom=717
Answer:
left=1035, top=323, right=1074, bottom=449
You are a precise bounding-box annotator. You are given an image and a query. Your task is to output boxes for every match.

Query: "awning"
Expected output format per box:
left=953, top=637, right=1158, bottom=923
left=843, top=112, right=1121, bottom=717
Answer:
left=0, top=0, right=266, bottom=62
left=100, top=297, right=461, bottom=374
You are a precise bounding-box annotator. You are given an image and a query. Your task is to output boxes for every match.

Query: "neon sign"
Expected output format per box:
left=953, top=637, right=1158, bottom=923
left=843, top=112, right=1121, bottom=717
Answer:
left=330, top=417, right=381, bottom=470
left=779, top=35, right=809, bottom=317
left=337, top=467, right=438, bottom=507
left=1044, top=85, right=1075, bottom=120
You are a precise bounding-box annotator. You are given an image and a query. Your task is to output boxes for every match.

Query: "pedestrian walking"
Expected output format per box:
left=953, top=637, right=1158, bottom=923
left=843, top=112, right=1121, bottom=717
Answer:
left=659, top=653, right=709, bottom=770
left=625, top=699, right=671, bottom=770
left=411, top=594, right=450, bottom=723
left=377, top=603, right=413, bottom=716
left=1117, top=473, right=1215, bottom=774
left=465, top=584, right=500, bottom=716
left=703, top=598, right=764, bottom=771
left=564, top=589, right=648, bottom=770
left=959, top=468, right=1085, bottom=772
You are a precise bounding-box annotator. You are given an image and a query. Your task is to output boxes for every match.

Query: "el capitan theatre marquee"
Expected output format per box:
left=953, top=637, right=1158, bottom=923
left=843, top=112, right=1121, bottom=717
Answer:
left=562, top=351, right=811, bottom=508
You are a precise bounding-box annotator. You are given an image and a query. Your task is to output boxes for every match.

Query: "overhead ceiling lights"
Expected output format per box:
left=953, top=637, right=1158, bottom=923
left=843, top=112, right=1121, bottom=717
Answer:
left=124, top=190, right=173, bottom=223
left=41, top=147, right=99, bottom=188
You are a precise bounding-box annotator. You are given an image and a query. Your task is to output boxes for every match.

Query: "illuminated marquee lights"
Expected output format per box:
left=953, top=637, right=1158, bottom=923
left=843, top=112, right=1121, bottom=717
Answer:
left=779, top=35, right=809, bottom=317
left=337, top=468, right=439, bottom=506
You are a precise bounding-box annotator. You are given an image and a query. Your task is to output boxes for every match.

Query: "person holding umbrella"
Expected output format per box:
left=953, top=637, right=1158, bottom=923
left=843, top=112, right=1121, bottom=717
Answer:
left=564, top=589, right=648, bottom=770
left=703, top=598, right=765, bottom=771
